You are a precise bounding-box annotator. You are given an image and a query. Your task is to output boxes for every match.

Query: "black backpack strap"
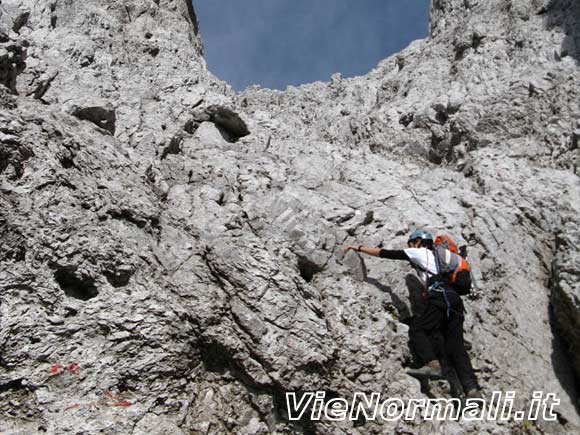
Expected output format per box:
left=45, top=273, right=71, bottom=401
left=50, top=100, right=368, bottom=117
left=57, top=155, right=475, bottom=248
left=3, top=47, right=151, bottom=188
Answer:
left=430, top=247, right=443, bottom=285
left=432, top=246, right=455, bottom=317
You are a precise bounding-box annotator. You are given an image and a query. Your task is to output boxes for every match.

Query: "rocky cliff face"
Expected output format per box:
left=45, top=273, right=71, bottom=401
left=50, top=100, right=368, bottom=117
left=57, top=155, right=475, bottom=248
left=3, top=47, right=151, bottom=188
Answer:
left=0, top=1, right=579, bottom=434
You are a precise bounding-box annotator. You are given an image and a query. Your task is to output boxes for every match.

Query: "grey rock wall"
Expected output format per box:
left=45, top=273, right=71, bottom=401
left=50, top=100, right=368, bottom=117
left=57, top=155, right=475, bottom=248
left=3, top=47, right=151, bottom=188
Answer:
left=0, top=1, right=579, bottom=434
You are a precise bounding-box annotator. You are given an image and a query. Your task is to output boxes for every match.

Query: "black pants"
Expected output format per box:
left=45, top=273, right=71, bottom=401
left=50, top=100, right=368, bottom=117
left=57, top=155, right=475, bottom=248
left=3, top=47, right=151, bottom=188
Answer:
left=409, top=290, right=479, bottom=393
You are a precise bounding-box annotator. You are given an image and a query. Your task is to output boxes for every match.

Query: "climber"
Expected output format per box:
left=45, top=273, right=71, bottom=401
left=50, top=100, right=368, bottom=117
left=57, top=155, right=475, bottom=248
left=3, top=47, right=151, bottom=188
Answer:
left=343, top=230, right=482, bottom=399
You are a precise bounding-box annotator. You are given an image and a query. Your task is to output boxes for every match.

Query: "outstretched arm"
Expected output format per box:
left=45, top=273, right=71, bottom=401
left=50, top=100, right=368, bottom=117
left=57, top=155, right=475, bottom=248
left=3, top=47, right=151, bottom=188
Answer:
left=343, top=245, right=382, bottom=257
left=343, top=245, right=408, bottom=260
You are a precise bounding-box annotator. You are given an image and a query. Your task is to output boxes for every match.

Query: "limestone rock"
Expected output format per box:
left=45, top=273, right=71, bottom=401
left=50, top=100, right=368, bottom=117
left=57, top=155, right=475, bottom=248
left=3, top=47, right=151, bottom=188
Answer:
left=0, top=1, right=579, bottom=434
left=343, top=250, right=368, bottom=282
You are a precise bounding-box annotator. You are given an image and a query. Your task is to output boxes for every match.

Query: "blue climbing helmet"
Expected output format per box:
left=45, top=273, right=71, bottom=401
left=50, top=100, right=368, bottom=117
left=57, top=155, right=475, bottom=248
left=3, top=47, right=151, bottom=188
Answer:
left=407, top=230, right=434, bottom=244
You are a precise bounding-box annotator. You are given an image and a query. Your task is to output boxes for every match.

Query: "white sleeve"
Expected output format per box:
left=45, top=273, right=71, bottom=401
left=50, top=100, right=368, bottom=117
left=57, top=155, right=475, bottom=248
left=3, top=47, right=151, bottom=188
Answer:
left=404, top=248, right=438, bottom=275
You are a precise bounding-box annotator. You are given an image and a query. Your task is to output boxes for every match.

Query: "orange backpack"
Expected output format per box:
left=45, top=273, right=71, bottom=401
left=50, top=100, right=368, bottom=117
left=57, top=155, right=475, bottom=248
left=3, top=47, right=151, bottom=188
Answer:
left=433, top=235, right=472, bottom=295
left=434, top=235, right=459, bottom=254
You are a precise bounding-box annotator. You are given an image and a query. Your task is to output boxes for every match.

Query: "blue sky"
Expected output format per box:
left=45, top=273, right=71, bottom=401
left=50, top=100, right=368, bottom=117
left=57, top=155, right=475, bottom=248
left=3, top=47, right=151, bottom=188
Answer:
left=194, top=1, right=431, bottom=91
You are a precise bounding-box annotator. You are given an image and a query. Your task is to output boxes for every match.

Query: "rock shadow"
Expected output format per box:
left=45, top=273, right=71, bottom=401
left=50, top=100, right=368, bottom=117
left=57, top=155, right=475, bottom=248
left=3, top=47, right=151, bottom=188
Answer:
left=215, top=124, right=241, bottom=144
left=543, top=0, right=580, bottom=63
left=404, top=274, right=428, bottom=319
left=365, top=277, right=411, bottom=323
left=548, top=306, right=580, bottom=418
left=53, top=268, right=98, bottom=301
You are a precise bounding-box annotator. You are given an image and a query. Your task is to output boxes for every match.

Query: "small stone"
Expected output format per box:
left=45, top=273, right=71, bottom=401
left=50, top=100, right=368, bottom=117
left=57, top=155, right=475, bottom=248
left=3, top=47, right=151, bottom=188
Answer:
left=46, top=315, right=65, bottom=325
left=109, top=331, right=131, bottom=341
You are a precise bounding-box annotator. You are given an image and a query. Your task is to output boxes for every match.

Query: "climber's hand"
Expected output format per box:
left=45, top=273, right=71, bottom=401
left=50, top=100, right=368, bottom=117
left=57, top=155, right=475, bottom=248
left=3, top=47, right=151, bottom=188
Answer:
left=343, top=245, right=359, bottom=254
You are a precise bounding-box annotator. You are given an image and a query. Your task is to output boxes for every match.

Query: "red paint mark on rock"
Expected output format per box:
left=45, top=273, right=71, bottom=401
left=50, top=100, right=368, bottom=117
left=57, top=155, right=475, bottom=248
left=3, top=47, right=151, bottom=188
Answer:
left=67, top=363, right=80, bottom=375
left=49, top=364, right=64, bottom=375
left=104, top=391, right=133, bottom=408
left=64, top=391, right=134, bottom=412
left=63, top=403, right=87, bottom=411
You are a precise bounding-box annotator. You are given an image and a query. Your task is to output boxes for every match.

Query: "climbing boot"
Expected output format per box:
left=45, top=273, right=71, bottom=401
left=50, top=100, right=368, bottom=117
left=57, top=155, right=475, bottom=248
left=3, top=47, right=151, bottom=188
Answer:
left=407, top=361, right=443, bottom=379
